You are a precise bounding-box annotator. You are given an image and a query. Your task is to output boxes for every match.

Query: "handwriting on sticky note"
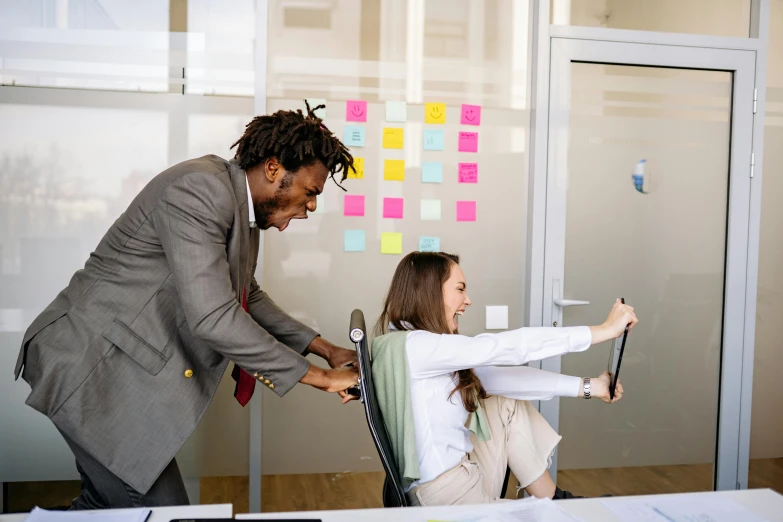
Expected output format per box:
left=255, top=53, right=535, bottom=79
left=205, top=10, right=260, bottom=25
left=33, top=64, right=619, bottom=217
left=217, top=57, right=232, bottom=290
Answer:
left=419, top=236, right=441, bottom=252
left=457, top=200, right=477, bottom=222
left=460, top=104, right=481, bottom=126
left=384, top=159, right=405, bottom=181
left=346, top=100, right=367, bottom=122
left=344, top=195, right=365, bottom=217
left=458, top=162, right=478, bottom=183
left=349, top=157, right=364, bottom=179
left=383, top=127, right=404, bottom=149
left=383, top=198, right=404, bottom=219
left=386, top=101, right=407, bottom=122
left=306, top=98, right=326, bottom=119
left=381, top=232, right=403, bottom=255
left=423, top=129, right=445, bottom=151
left=420, top=199, right=441, bottom=221
left=458, top=132, right=478, bottom=153
left=343, top=126, right=366, bottom=147
left=425, top=102, right=446, bottom=124
left=344, top=230, right=365, bottom=252
left=421, top=162, right=443, bottom=184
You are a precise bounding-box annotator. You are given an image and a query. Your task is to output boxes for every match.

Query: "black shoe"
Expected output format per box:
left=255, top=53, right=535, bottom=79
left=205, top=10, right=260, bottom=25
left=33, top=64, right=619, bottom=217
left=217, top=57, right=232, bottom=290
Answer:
left=552, top=487, right=585, bottom=500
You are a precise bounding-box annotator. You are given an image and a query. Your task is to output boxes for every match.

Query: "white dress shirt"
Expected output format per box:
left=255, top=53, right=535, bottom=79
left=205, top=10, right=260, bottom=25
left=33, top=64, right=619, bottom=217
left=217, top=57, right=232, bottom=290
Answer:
left=246, top=178, right=257, bottom=227
left=403, top=326, right=592, bottom=487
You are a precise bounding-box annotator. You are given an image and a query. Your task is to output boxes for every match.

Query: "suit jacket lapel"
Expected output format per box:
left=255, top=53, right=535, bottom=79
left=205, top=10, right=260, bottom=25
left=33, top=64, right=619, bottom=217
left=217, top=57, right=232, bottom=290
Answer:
left=228, top=159, right=250, bottom=300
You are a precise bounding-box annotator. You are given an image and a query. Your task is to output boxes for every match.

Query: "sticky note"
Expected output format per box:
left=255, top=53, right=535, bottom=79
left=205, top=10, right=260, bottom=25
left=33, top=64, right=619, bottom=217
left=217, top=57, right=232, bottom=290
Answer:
left=458, top=162, right=478, bottom=183
left=346, top=100, right=367, bottom=122
left=305, top=98, right=326, bottom=119
left=457, top=200, right=477, bottom=222
left=344, top=194, right=365, bottom=216
left=425, top=102, right=446, bottom=124
left=383, top=198, right=404, bottom=219
left=423, top=129, right=445, bottom=151
left=420, top=199, right=441, bottom=221
left=422, top=162, right=443, bottom=183
left=383, top=127, right=404, bottom=149
left=458, top=132, right=479, bottom=153
left=386, top=101, right=407, bottom=122
left=384, top=159, right=405, bottom=181
left=349, top=157, right=364, bottom=179
left=344, top=230, right=366, bottom=252
left=419, top=236, right=441, bottom=252
left=460, top=104, right=481, bottom=126
left=343, top=126, right=366, bottom=147
left=381, top=232, right=403, bottom=255
left=315, top=193, right=325, bottom=214
left=486, top=306, right=509, bottom=330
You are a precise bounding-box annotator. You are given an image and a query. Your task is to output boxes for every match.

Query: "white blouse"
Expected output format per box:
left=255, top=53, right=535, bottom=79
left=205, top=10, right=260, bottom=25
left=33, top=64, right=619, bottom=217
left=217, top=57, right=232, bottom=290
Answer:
left=403, top=326, right=592, bottom=487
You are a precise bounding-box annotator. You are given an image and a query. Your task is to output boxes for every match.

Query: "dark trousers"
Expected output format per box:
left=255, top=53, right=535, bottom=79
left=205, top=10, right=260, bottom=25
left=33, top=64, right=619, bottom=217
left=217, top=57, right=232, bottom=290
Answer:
left=59, top=430, right=190, bottom=509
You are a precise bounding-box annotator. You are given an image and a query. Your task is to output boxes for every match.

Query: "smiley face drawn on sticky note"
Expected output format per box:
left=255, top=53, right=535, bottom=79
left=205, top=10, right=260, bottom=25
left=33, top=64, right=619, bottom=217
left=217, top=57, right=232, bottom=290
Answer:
left=346, top=100, right=367, bottom=122
left=425, top=102, right=446, bottom=124
left=460, top=104, right=481, bottom=126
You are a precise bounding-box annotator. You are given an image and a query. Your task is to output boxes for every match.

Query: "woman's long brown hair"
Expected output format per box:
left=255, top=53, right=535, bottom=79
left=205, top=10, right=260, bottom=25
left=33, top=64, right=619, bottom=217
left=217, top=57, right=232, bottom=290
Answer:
left=376, top=252, right=487, bottom=412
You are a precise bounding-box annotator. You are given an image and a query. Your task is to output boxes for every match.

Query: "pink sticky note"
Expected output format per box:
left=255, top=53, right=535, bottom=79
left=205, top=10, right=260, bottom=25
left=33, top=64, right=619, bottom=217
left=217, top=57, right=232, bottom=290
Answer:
left=344, top=194, right=365, bottom=216
left=383, top=198, right=404, bottom=219
left=346, top=100, right=367, bottom=122
left=458, top=162, right=478, bottom=183
left=458, top=132, right=479, bottom=153
left=457, top=201, right=477, bottom=222
left=460, top=104, right=481, bottom=126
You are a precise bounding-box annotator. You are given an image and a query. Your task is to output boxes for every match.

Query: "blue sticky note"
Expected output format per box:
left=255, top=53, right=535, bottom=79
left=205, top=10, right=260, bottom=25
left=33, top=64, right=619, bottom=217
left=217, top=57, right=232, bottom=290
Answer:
left=419, top=236, right=441, bottom=252
left=423, top=129, right=445, bottom=151
left=344, top=230, right=366, bottom=252
left=343, top=126, right=366, bottom=147
left=421, top=162, right=443, bottom=183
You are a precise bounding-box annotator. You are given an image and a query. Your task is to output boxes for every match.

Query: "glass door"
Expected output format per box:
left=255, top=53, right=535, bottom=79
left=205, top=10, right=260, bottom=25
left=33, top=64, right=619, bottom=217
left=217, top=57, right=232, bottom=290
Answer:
left=539, top=38, right=756, bottom=495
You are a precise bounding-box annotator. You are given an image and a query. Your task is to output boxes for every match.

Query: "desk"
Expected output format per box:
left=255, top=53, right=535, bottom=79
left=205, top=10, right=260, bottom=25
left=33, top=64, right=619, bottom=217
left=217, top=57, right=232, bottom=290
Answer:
left=236, top=489, right=783, bottom=521
left=0, top=503, right=233, bottom=522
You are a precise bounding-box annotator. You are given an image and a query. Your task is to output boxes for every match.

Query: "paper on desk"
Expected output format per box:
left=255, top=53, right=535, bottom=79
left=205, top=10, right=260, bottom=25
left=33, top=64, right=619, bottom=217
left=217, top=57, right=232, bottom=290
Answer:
left=428, top=497, right=583, bottom=522
left=602, top=494, right=770, bottom=522
left=25, top=507, right=152, bottom=522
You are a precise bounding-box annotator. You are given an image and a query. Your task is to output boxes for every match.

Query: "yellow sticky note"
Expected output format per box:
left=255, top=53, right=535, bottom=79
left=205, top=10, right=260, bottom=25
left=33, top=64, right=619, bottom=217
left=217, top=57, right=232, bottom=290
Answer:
left=381, top=232, right=403, bottom=255
left=349, top=157, right=364, bottom=179
left=425, top=102, right=446, bottom=124
left=383, top=127, right=404, bottom=149
left=384, top=159, right=405, bottom=181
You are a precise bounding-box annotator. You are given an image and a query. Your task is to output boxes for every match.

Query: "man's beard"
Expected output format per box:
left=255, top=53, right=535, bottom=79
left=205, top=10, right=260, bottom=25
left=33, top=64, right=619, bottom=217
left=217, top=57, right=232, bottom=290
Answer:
left=253, top=184, right=292, bottom=230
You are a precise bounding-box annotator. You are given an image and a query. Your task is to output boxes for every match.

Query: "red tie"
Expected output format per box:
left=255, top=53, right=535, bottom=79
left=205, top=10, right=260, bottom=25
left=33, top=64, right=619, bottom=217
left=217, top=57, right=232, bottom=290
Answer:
left=232, top=290, right=256, bottom=406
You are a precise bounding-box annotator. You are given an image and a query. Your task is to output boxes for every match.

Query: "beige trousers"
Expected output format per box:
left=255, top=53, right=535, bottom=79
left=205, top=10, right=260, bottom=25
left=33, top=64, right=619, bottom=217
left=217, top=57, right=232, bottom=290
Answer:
left=407, top=396, right=561, bottom=506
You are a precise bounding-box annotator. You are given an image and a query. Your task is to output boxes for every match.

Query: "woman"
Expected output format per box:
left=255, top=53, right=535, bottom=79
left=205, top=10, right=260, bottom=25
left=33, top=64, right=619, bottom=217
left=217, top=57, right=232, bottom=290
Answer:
left=373, top=252, right=637, bottom=505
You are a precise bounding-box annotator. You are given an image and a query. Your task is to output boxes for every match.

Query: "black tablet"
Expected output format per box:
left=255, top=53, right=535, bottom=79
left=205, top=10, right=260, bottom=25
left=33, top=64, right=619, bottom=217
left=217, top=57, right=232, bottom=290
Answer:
left=606, top=298, right=630, bottom=400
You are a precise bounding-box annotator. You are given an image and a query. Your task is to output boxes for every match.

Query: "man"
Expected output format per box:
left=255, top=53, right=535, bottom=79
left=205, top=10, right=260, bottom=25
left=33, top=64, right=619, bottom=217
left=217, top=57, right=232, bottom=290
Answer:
left=13, top=102, right=360, bottom=509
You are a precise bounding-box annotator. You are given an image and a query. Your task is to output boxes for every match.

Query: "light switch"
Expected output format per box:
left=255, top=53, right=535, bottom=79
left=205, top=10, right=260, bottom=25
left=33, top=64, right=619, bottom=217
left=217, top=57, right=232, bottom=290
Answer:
left=486, top=306, right=509, bottom=330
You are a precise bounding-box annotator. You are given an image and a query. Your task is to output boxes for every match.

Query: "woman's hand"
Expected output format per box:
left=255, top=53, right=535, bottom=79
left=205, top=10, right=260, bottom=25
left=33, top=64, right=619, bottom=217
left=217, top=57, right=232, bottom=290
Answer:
left=590, top=298, right=638, bottom=345
left=587, top=371, right=623, bottom=403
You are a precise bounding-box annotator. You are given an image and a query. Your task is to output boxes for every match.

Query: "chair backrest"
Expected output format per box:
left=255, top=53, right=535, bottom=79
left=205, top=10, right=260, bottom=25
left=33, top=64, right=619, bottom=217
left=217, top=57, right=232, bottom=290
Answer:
left=349, top=309, right=409, bottom=508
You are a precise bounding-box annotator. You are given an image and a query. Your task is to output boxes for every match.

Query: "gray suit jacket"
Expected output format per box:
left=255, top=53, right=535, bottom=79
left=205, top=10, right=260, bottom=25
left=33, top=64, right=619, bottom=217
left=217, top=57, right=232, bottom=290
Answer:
left=14, top=155, right=317, bottom=494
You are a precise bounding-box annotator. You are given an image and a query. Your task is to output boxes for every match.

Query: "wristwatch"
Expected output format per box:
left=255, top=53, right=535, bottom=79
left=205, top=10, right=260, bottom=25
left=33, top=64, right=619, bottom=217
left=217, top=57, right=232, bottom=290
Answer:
left=583, top=377, right=591, bottom=399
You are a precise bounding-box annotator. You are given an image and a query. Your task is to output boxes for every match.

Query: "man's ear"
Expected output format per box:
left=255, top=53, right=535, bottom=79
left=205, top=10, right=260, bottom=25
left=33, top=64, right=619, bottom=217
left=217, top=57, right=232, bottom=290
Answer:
left=264, top=157, right=282, bottom=183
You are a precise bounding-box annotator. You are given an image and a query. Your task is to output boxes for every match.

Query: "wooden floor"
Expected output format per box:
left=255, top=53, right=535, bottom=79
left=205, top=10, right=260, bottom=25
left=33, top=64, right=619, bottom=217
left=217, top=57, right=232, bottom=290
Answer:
left=5, top=459, right=783, bottom=514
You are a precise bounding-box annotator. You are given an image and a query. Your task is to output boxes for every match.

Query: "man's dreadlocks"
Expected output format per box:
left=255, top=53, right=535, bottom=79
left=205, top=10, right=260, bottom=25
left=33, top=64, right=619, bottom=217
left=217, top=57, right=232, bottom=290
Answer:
left=231, top=100, right=355, bottom=191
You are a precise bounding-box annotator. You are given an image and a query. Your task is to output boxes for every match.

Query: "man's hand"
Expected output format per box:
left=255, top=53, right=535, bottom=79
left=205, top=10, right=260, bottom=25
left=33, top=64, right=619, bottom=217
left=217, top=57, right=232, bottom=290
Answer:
left=300, top=364, right=359, bottom=393
left=307, top=336, right=358, bottom=368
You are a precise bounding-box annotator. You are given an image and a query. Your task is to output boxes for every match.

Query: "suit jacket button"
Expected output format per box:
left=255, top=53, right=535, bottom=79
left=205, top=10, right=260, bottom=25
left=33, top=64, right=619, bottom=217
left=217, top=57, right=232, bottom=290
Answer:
left=184, top=369, right=194, bottom=378
left=268, top=383, right=275, bottom=389
left=264, top=379, right=271, bottom=384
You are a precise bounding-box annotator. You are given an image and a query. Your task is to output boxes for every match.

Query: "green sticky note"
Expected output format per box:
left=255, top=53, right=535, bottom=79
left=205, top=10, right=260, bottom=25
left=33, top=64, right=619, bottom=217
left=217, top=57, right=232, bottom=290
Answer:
left=344, top=230, right=365, bottom=252
left=420, top=199, right=441, bottom=221
left=381, top=232, right=403, bottom=254
left=385, top=101, right=407, bottom=122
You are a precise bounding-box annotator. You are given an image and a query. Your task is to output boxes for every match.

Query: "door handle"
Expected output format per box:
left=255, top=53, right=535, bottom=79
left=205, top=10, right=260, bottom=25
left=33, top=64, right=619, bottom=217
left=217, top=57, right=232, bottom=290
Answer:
left=554, top=298, right=590, bottom=307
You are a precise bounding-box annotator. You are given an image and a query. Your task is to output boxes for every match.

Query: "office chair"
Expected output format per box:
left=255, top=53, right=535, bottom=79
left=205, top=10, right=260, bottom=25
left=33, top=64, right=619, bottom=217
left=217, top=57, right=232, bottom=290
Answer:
left=348, top=309, right=512, bottom=506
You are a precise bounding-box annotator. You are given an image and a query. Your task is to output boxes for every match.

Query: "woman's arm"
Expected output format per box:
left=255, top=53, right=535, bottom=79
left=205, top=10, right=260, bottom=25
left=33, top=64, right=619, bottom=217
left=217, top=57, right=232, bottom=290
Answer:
left=475, top=366, right=624, bottom=403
